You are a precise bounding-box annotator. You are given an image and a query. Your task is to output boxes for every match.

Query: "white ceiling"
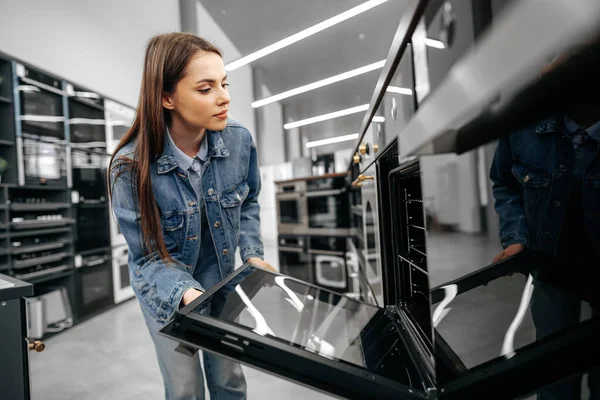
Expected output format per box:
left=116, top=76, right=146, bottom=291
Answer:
left=199, top=0, right=409, bottom=146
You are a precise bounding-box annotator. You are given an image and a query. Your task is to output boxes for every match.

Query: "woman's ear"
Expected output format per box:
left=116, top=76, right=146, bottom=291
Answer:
left=162, top=93, right=175, bottom=110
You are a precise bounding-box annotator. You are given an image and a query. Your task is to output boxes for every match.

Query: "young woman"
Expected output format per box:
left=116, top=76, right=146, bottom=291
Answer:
left=109, top=32, right=274, bottom=400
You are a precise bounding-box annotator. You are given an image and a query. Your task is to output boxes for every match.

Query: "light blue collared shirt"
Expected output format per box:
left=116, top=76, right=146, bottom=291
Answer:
left=166, top=127, right=209, bottom=175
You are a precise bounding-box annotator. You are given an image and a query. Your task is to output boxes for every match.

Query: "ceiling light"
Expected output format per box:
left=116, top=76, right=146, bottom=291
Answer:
left=372, top=116, right=385, bottom=123
left=225, top=0, right=390, bottom=71
left=284, top=104, right=369, bottom=130
left=424, top=38, right=446, bottom=49
left=252, top=60, right=386, bottom=108
left=305, top=133, right=360, bottom=148
left=387, top=86, right=413, bottom=95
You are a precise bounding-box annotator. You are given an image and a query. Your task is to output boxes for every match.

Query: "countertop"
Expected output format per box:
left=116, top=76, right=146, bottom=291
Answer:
left=0, top=273, right=33, bottom=301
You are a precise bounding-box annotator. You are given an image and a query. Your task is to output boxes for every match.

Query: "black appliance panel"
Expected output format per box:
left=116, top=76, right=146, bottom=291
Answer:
left=75, top=252, right=113, bottom=317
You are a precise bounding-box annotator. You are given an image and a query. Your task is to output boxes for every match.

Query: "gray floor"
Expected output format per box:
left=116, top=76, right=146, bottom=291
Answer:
left=29, top=297, right=334, bottom=400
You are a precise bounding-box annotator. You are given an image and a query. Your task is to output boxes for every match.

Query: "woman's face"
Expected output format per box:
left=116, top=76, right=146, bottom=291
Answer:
left=163, top=51, right=230, bottom=132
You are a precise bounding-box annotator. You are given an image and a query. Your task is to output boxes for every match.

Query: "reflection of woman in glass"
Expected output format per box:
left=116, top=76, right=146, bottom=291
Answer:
left=109, top=33, right=274, bottom=400
left=491, top=42, right=600, bottom=399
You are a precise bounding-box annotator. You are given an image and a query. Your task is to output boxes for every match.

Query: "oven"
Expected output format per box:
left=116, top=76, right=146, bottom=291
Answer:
left=74, top=250, right=114, bottom=318
left=305, top=174, right=350, bottom=233
left=308, top=236, right=348, bottom=292
left=278, top=235, right=310, bottom=283
left=15, top=63, right=68, bottom=186
left=276, top=180, right=308, bottom=235
left=112, top=244, right=134, bottom=304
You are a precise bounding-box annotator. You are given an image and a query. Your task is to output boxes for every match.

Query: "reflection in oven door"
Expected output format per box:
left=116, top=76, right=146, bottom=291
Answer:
left=112, top=245, right=133, bottom=304
left=306, top=189, right=350, bottom=229
left=278, top=236, right=310, bottom=283
left=309, top=236, right=348, bottom=292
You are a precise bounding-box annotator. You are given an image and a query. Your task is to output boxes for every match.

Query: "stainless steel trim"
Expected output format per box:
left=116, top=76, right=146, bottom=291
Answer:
left=16, top=136, right=25, bottom=186
left=19, top=75, right=67, bottom=96
left=399, top=0, right=600, bottom=158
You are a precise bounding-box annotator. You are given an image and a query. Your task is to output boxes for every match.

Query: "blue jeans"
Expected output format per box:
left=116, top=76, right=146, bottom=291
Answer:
left=140, top=260, right=247, bottom=400
left=531, top=280, right=599, bottom=400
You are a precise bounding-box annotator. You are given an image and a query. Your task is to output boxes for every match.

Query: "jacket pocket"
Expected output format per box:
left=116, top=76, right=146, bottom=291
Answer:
left=511, top=163, right=551, bottom=189
left=219, top=180, right=249, bottom=230
left=511, top=163, right=551, bottom=215
left=160, top=211, right=184, bottom=248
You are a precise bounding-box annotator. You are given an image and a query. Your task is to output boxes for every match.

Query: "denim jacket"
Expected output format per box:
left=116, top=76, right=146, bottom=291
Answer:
left=109, top=120, right=263, bottom=323
left=490, top=118, right=600, bottom=256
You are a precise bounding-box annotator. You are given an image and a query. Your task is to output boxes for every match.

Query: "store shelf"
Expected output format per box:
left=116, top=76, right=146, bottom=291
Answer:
left=13, top=252, right=71, bottom=269
left=11, top=241, right=69, bottom=255
left=15, top=265, right=73, bottom=284
left=10, top=202, right=71, bottom=212
left=0, top=139, right=14, bottom=146
left=0, top=96, right=12, bottom=104
left=11, top=218, right=75, bottom=230
left=10, top=226, right=71, bottom=238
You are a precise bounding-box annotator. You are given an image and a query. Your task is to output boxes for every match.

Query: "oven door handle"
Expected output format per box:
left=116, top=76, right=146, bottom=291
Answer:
left=304, top=189, right=344, bottom=197
left=278, top=246, right=304, bottom=253
left=352, top=174, right=375, bottom=187
left=84, top=257, right=106, bottom=267
left=308, top=249, right=345, bottom=257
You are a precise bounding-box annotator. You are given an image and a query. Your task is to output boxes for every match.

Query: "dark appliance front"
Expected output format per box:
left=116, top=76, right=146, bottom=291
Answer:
left=75, top=251, right=113, bottom=318
left=308, top=236, right=348, bottom=292
left=16, top=63, right=68, bottom=186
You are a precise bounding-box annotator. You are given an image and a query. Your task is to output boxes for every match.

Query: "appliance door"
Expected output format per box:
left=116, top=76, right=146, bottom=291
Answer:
left=112, top=245, right=133, bottom=304
left=161, top=264, right=431, bottom=400
left=278, top=236, right=310, bottom=283
left=305, top=189, right=350, bottom=231
left=73, top=204, right=110, bottom=253
left=68, top=99, right=106, bottom=145
left=19, top=85, right=65, bottom=139
left=276, top=192, right=308, bottom=235
left=71, top=153, right=108, bottom=203
left=361, top=164, right=383, bottom=307
left=22, top=136, right=68, bottom=185
left=75, top=253, right=114, bottom=318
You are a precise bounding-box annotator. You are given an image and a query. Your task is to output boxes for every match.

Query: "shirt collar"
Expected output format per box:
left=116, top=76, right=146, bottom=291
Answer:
left=563, top=115, right=600, bottom=142
left=165, top=126, right=209, bottom=171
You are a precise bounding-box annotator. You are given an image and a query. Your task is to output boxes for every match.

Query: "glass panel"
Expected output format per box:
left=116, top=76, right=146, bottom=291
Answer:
left=82, top=266, right=110, bottom=305
left=278, top=200, right=299, bottom=224
left=307, top=194, right=348, bottom=228
left=188, top=266, right=426, bottom=390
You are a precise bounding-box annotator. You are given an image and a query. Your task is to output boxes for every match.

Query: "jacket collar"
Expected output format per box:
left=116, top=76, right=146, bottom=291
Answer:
left=157, top=129, right=229, bottom=175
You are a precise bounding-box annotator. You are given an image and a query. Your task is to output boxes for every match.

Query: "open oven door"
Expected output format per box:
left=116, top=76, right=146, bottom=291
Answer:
left=159, top=263, right=435, bottom=400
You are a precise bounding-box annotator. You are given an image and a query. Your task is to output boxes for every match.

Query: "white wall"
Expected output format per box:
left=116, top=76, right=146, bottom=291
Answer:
left=195, top=1, right=256, bottom=139
left=0, top=0, right=181, bottom=107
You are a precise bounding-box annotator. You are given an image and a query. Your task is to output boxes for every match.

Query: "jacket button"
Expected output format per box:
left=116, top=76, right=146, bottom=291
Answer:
left=553, top=200, right=561, bottom=208
left=558, top=164, right=568, bottom=172
left=222, top=249, right=228, bottom=256
left=524, top=175, right=530, bottom=183
left=214, top=221, right=221, bottom=228
left=208, top=188, right=214, bottom=196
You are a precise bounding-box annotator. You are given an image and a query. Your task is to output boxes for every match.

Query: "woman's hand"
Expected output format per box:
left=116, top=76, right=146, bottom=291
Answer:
left=181, top=288, right=204, bottom=306
left=247, top=257, right=278, bottom=273
left=493, top=244, right=525, bottom=263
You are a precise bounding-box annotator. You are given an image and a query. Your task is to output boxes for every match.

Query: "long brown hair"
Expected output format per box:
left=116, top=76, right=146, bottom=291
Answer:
left=109, top=33, right=222, bottom=264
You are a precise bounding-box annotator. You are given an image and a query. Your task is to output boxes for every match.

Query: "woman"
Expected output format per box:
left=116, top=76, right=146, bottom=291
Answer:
left=109, top=32, right=273, bottom=400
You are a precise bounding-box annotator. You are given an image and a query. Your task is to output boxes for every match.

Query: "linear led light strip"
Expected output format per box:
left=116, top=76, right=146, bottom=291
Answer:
left=252, top=60, right=386, bottom=108
left=305, top=133, right=360, bottom=148
left=284, top=85, right=413, bottom=129
left=225, top=0, right=390, bottom=71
